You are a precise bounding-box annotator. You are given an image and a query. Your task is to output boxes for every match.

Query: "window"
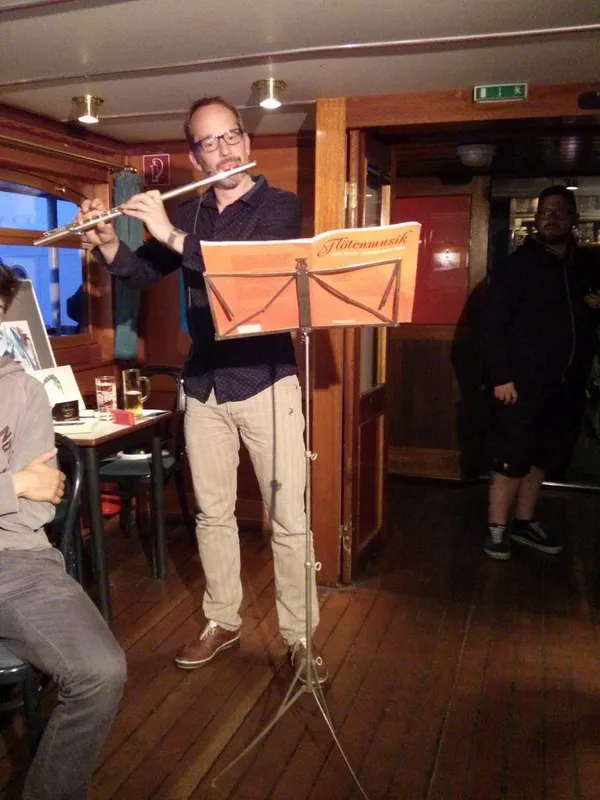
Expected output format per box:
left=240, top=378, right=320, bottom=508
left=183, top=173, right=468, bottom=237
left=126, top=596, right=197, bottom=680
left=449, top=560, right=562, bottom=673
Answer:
left=0, top=181, right=86, bottom=335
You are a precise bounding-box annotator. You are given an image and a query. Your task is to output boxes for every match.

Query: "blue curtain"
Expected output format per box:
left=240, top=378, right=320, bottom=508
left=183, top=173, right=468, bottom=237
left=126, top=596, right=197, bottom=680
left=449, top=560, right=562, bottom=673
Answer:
left=113, top=170, right=143, bottom=359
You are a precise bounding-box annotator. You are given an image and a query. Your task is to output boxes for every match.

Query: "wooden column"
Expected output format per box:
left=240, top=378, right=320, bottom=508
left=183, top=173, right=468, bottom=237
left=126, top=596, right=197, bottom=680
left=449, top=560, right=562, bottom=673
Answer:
left=312, top=98, right=347, bottom=585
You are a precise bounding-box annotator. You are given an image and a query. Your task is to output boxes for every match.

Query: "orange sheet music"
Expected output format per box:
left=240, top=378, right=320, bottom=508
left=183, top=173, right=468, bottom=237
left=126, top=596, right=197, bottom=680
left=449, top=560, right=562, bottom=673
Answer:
left=201, top=222, right=420, bottom=339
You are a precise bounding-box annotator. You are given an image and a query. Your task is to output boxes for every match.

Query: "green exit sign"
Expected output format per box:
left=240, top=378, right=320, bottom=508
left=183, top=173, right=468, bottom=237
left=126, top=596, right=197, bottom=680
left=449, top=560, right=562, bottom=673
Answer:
left=474, top=83, right=528, bottom=102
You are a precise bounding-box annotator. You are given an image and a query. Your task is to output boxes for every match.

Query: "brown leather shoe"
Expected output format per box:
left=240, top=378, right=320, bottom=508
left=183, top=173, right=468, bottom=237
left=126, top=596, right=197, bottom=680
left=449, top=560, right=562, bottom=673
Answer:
left=289, top=640, right=328, bottom=685
left=174, top=621, right=240, bottom=670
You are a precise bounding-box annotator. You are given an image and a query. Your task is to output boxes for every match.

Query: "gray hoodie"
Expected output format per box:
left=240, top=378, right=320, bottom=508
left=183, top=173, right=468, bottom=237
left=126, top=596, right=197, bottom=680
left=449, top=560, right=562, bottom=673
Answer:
left=0, top=356, right=55, bottom=550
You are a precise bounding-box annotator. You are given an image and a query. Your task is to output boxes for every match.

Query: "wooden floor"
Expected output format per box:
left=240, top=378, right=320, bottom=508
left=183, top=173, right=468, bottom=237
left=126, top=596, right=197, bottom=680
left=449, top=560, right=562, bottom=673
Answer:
left=3, top=477, right=600, bottom=799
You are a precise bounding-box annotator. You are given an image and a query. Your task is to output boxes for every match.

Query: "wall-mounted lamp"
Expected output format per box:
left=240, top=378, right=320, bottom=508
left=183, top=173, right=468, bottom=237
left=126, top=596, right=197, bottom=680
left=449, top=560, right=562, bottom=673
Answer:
left=252, top=79, right=287, bottom=110
left=73, top=94, right=103, bottom=124
left=456, top=143, right=497, bottom=168
left=565, top=178, right=579, bottom=191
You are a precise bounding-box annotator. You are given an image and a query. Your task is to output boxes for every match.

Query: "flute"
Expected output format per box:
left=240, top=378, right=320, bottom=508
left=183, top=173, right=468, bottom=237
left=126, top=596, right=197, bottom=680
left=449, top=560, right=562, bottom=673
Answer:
left=33, top=161, right=257, bottom=246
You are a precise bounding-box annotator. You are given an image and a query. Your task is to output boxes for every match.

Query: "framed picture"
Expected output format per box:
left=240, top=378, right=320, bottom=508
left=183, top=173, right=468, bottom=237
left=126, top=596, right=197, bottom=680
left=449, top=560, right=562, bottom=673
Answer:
left=3, top=279, right=56, bottom=370
left=31, top=365, right=86, bottom=411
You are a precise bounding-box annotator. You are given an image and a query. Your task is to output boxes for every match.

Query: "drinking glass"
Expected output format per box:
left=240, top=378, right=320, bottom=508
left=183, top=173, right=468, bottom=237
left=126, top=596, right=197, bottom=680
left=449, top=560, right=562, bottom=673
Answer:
left=95, top=375, right=117, bottom=420
left=122, top=369, right=151, bottom=418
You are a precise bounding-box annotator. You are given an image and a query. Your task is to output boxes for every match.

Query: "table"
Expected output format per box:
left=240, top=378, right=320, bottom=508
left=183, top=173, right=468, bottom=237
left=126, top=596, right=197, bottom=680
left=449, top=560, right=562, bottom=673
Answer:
left=57, top=410, right=172, bottom=623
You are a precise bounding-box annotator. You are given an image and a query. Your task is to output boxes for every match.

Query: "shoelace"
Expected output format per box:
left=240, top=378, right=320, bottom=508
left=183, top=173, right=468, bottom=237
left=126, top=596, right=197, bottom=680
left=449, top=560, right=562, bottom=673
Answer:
left=292, top=642, right=323, bottom=667
left=489, top=525, right=506, bottom=544
left=528, top=521, right=546, bottom=540
left=200, top=621, right=218, bottom=639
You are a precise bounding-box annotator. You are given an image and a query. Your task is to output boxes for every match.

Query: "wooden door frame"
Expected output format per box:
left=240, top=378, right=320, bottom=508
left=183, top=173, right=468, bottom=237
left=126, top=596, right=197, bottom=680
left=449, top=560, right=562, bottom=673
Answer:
left=311, top=81, right=598, bottom=584
left=341, top=130, right=392, bottom=581
left=312, top=99, right=347, bottom=585
left=340, top=130, right=367, bottom=580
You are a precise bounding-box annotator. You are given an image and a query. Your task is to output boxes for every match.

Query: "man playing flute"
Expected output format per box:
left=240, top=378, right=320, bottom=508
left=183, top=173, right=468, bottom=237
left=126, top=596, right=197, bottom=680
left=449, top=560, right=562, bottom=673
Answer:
left=76, top=96, right=327, bottom=685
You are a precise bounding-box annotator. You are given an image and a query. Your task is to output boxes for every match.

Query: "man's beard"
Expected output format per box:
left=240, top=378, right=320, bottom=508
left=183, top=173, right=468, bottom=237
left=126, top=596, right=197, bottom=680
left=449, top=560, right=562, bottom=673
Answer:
left=216, top=174, right=246, bottom=190
left=537, top=227, right=571, bottom=246
left=207, top=158, right=245, bottom=189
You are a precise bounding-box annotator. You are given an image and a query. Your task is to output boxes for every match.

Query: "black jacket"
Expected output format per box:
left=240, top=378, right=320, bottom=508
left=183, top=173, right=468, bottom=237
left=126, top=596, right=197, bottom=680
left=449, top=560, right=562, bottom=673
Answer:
left=481, top=236, right=600, bottom=393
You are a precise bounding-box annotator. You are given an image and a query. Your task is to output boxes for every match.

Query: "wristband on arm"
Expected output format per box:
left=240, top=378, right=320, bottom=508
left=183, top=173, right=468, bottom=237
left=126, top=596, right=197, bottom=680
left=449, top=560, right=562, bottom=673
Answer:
left=166, top=228, right=185, bottom=251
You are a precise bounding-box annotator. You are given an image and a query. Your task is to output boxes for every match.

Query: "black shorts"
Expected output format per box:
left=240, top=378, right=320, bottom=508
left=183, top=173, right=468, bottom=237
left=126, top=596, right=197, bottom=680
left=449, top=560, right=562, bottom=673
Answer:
left=486, top=383, right=585, bottom=480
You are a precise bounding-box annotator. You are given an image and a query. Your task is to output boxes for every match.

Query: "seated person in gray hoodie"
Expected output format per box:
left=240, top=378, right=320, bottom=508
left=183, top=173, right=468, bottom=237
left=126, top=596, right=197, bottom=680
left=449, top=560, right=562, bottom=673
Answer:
left=0, top=266, right=127, bottom=800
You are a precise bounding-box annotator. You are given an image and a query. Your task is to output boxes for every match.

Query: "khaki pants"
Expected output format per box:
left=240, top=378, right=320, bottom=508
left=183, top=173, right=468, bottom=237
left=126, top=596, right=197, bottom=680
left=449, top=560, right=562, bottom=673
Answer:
left=184, top=376, right=319, bottom=645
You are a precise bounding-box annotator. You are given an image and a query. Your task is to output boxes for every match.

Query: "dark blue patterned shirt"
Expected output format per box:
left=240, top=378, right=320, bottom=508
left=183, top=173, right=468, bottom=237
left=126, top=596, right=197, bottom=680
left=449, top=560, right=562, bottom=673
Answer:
left=103, top=175, right=301, bottom=403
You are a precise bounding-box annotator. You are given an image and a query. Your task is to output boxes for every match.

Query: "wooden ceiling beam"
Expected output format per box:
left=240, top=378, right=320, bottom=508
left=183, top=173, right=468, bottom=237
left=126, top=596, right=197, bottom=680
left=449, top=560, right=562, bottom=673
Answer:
left=346, top=82, right=600, bottom=129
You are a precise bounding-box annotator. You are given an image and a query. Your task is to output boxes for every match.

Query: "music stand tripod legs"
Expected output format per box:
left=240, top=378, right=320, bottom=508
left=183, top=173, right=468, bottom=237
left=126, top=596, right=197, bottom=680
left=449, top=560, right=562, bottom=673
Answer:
left=211, top=329, right=370, bottom=799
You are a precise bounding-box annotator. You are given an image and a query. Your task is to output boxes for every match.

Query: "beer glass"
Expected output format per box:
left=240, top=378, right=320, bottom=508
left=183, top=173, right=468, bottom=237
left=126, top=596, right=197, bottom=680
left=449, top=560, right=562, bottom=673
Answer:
left=122, top=369, right=151, bottom=418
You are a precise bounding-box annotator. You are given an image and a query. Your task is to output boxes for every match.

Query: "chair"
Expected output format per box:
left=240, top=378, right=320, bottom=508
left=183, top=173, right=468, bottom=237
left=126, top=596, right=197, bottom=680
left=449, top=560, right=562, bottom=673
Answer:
left=48, top=433, right=85, bottom=582
left=0, top=432, right=84, bottom=755
left=98, top=366, right=195, bottom=554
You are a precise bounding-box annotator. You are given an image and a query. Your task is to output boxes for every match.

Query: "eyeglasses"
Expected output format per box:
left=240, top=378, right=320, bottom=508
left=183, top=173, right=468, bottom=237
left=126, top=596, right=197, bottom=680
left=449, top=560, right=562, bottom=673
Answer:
left=193, top=128, right=244, bottom=154
left=536, top=209, right=574, bottom=220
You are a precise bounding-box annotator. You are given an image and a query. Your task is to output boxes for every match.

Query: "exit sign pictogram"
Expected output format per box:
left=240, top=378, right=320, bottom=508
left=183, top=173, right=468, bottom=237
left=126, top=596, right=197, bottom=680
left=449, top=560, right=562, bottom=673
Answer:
left=473, top=84, right=528, bottom=102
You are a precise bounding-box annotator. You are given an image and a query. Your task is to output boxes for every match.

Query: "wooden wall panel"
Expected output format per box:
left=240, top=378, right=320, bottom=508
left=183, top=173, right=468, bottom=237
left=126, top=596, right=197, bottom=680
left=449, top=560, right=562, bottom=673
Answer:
left=312, top=98, right=347, bottom=585
left=388, top=446, right=463, bottom=477
left=386, top=326, right=484, bottom=479
left=387, top=333, right=457, bottom=446
left=358, top=414, right=383, bottom=543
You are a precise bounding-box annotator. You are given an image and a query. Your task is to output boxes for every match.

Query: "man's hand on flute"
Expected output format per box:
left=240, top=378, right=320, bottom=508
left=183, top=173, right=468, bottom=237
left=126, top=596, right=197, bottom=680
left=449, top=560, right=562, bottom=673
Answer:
left=76, top=198, right=121, bottom=263
left=77, top=190, right=177, bottom=261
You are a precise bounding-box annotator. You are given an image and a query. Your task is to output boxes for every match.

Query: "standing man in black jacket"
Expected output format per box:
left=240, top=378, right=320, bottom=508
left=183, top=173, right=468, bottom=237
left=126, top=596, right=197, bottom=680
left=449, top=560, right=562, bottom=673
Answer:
left=481, top=185, right=600, bottom=560
left=76, top=96, right=327, bottom=684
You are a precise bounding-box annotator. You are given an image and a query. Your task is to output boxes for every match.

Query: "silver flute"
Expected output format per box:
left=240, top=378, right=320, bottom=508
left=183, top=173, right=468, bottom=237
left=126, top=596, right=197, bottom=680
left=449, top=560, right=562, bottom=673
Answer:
left=33, top=161, right=257, bottom=246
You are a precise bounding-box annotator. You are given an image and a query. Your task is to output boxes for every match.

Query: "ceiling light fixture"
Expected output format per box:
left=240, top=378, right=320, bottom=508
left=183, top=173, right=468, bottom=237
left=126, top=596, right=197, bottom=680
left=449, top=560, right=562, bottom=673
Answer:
left=456, top=143, right=497, bottom=168
left=565, top=177, right=579, bottom=191
left=252, top=78, right=287, bottom=110
left=73, top=94, right=103, bottom=124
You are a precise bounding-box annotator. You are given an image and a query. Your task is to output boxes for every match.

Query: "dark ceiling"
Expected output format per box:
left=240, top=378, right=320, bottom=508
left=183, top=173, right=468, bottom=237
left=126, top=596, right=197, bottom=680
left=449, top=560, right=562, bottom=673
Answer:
left=376, top=116, right=600, bottom=181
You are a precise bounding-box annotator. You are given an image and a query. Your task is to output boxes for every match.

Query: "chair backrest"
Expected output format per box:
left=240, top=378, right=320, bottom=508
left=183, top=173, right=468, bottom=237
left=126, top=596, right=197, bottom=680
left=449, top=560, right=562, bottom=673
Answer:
left=140, top=365, right=185, bottom=453
left=140, top=365, right=185, bottom=412
left=52, top=433, right=84, bottom=580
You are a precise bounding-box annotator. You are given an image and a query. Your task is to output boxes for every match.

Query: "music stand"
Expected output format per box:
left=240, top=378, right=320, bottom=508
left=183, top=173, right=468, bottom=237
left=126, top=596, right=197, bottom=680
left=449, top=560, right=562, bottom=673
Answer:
left=203, top=224, right=420, bottom=798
